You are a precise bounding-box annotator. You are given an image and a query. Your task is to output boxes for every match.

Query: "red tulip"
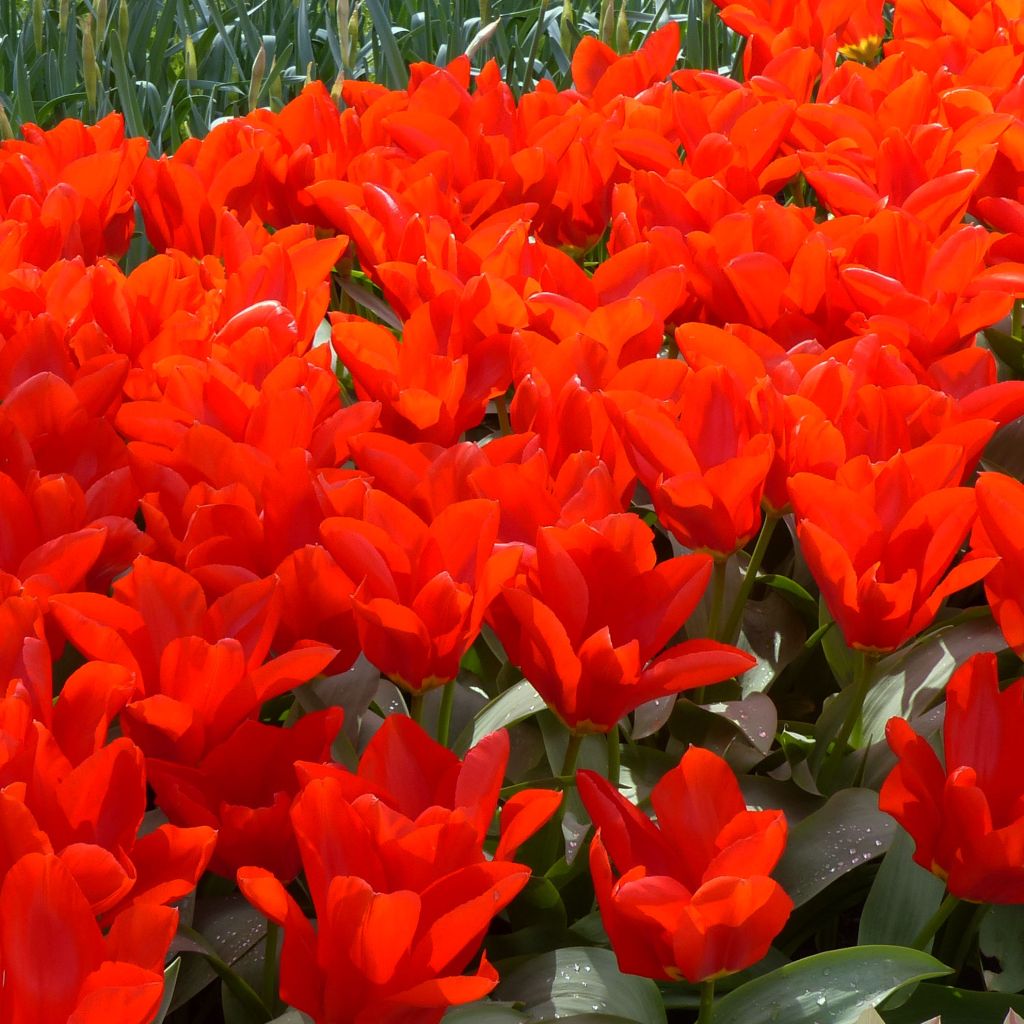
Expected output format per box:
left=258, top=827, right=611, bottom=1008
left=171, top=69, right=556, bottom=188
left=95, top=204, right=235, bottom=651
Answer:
left=320, top=492, right=519, bottom=693
left=789, top=444, right=996, bottom=652
left=146, top=709, right=343, bottom=881
left=882, top=652, right=1024, bottom=904
left=578, top=746, right=791, bottom=983
left=239, top=717, right=560, bottom=1024
left=0, top=853, right=176, bottom=1024
left=489, top=514, right=754, bottom=732
left=972, top=472, right=1024, bottom=655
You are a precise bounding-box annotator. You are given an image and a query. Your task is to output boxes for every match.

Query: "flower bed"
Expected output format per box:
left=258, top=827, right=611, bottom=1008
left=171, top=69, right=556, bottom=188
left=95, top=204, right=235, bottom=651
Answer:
left=2, top=2, right=1024, bottom=1022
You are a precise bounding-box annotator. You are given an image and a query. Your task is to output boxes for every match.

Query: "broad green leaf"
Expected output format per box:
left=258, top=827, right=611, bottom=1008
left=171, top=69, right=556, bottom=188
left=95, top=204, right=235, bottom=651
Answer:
left=168, top=894, right=268, bottom=1011
left=443, top=1003, right=529, bottom=1022
left=152, top=959, right=180, bottom=1024
left=495, top=947, right=667, bottom=1024
left=455, top=678, right=546, bottom=755
left=981, top=905, right=1024, bottom=994
left=774, top=788, right=895, bottom=907
left=363, top=0, right=410, bottom=89
left=266, top=1012, right=314, bottom=1024
left=858, top=829, right=945, bottom=949
left=860, top=617, right=1005, bottom=746
left=880, top=984, right=1024, bottom=1024
left=713, top=946, right=949, bottom=1024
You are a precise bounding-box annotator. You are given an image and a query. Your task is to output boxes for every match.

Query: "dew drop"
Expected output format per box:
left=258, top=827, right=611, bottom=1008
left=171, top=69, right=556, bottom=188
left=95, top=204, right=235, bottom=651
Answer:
left=816, top=996, right=827, bottom=1007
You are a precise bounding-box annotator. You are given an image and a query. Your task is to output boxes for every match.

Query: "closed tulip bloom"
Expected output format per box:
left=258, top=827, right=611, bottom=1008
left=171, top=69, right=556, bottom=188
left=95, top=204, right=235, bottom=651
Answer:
left=578, top=747, right=792, bottom=983
left=881, top=652, right=1024, bottom=904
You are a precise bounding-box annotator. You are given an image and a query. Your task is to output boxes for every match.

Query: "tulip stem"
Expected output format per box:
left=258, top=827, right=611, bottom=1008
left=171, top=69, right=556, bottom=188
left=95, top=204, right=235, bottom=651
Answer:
left=819, top=652, right=877, bottom=792
left=495, top=392, right=512, bottom=436
left=697, top=979, right=716, bottom=1024
left=721, top=513, right=779, bottom=644
left=607, top=725, right=621, bottom=787
left=410, top=692, right=424, bottom=725
left=912, top=892, right=959, bottom=950
left=706, top=556, right=728, bottom=642
left=436, top=681, right=456, bottom=747
left=561, top=732, right=584, bottom=780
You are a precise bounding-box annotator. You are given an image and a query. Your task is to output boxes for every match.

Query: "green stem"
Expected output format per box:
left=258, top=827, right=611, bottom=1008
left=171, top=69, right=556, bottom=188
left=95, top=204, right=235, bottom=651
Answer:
left=410, top=692, right=425, bottom=725
left=950, top=902, right=991, bottom=976
left=180, top=925, right=273, bottom=1022
left=436, top=681, right=456, bottom=748
left=693, top=558, right=729, bottom=705
left=819, top=652, right=876, bottom=792
left=721, top=514, right=779, bottom=644
left=697, top=978, right=716, bottom=1024
left=1013, top=298, right=1022, bottom=342
left=263, top=922, right=279, bottom=1011
left=495, top=392, right=511, bottom=436
left=561, top=731, right=584, bottom=780
left=706, top=556, right=728, bottom=642
left=606, top=725, right=620, bottom=788
left=912, top=892, right=959, bottom=950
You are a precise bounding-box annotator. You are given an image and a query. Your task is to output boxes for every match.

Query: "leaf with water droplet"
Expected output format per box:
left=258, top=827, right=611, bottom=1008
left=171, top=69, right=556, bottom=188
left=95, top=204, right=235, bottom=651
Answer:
left=775, top=789, right=896, bottom=907
left=712, top=946, right=949, bottom=1024
left=494, top=947, right=666, bottom=1024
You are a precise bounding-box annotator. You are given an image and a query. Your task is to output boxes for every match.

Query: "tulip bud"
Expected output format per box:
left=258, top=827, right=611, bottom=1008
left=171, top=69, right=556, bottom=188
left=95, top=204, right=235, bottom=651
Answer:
left=0, top=102, right=13, bottom=142
left=466, top=18, right=499, bottom=62
left=96, top=0, right=107, bottom=37
left=184, top=34, right=197, bottom=81
left=81, top=14, right=98, bottom=112
left=560, top=0, right=574, bottom=56
left=118, top=0, right=129, bottom=49
left=599, top=0, right=614, bottom=47
left=615, top=1, right=628, bottom=52
left=248, top=41, right=267, bottom=110
left=348, top=6, right=361, bottom=68
left=337, top=0, right=350, bottom=71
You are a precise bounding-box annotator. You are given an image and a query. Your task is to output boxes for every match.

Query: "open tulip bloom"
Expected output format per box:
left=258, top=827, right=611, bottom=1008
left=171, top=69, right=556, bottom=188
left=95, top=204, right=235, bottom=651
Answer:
left=882, top=652, right=1024, bottom=907
left=11, top=1, right=1024, bottom=1020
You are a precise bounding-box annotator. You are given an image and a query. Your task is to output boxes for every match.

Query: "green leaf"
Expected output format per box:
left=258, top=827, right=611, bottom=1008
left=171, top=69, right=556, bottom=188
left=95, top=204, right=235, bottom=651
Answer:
left=860, top=617, right=1005, bottom=747
left=152, top=958, right=180, bottom=1024
left=455, top=678, right=546, bottom=755
left=758, top=574, right=818, bottom=621
left=880, top=984, right=1024, bottom=1024
left=443, top=1003, right=529, bottom=1022
left=858, top=829, right=945, bottom=949
left=774, top=788, right=895, bottom=907
left=495, top=947, right=667, bottom=1024
left=713, top=946, right=950, bottom=1024
left=363, top=0, right=410, bottom=89
left=981, top=905, right=1024, bottom=994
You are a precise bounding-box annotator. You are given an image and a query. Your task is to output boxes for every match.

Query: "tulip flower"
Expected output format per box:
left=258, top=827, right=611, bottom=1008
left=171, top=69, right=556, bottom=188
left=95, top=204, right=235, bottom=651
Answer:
left=320, top=492, right=520, bottom=694
left=0, top=852, right=178, bottom=1024
left=881, top=652, right=1024, bottom=904
left=238, top=717, right=560, bottom=1024
left=577, top=746, right=792, bottom=984
left=489, top=514, right=755, bottom=732
left=971, top=471, right=1024, bottom=656
left=789, top=444, right=996, bottom=652
left=615, top=366, right=775, bottom=557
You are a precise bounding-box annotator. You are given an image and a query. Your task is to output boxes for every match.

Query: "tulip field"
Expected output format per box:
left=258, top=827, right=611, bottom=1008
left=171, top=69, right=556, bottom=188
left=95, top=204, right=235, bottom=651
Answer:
left=5, top=0, right=1024, bottom=1022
